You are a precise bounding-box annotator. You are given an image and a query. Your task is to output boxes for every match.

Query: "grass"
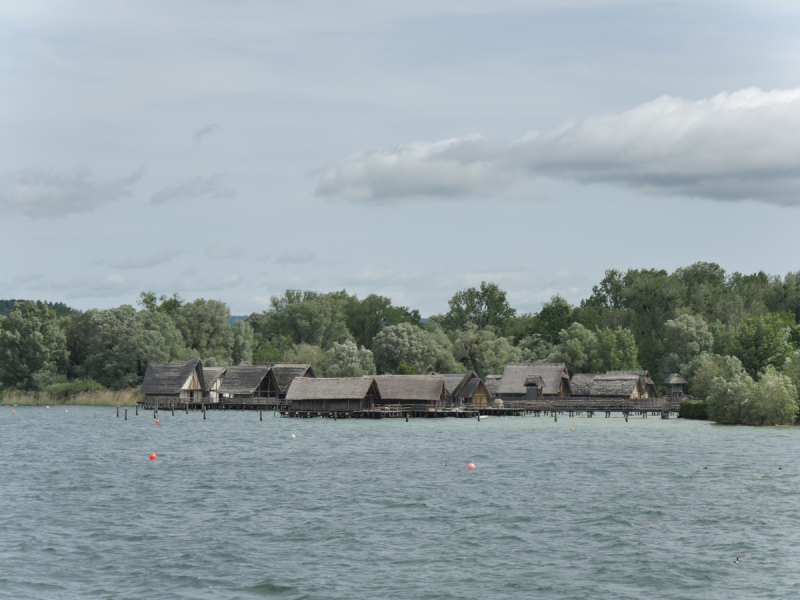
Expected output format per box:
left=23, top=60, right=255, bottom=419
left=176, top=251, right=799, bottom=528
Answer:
left=0, top=389, right=142, bottom=406
left=678, top=399, right=708, bottom=417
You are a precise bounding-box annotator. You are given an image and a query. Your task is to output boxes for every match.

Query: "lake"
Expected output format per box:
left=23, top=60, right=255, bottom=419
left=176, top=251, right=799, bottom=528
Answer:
left=1, top=407, right=799, bottom=599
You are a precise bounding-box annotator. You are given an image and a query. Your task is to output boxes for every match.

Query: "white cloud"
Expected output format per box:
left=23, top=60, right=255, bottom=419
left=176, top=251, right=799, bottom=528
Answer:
left=150, top=174, right=235, bottom=205
left=204, top=242, right=245, bottom=260
left=317, top=88, right=800, bottom=205
left=276, top=251, right=316, bottom=264
left=32, top=273, right=140, bottom=298
left=107, top=247, right=183, bottom=269
left=0, top=167, right=144, bottom=218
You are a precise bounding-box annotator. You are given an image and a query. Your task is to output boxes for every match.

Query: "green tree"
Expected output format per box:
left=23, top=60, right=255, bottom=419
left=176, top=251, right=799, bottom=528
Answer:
left=527, top=295, right=574, bottom=345
left=660, top=314, right=714, bottom=376
left=84, top=306, right=193, bottom=388
left=450, top=324, right=522, bottom=377
left=546, top=322, right=597, bottom=373
left=231, top=320, right=254, bottom=364
left=516, top=333, right=552, bottom=363
left=283, top=343, right=328, bottom=376
left=683, top=352, right=745, bottom=398
left=173, top=298, right=234, bottom=362
left=443, top=282, right=516, bottom=334
left=594, top=327, right=640, bottom=372
left=713, top=313, right=795, bottom=377
left=138, top=291, right=184, bottom=317
left=344, top=294, right=420, bottom=349
left=325, top=340, right=376, bottom=377
left=707, top=365, right=798, bottom=426
left=372, top=322, right=458, bottom=374
left=0, top=301, right=68, bottom=389
left=59, top=309, right=96, bottom=378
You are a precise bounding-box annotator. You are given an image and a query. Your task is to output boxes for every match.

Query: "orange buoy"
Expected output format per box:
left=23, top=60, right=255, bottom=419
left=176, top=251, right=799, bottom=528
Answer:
left=11, top=410, right=15, bottom=413
left=570, top=428, right=574, bottom=431
left=149, top=453, right=157, bottom=460
left=155, top=420, right=160, bottom=424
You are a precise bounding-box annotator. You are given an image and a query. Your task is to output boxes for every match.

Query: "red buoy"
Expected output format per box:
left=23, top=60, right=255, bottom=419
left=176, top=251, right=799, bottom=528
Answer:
left=11, top=410, right=15, bottom=413
left=149, top=453, right=157, bottom=460
left=155, top=420, right=160, bottom=424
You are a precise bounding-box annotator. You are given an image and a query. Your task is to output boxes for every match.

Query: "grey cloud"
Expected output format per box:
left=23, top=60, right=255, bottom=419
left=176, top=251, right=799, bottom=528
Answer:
left=276, top=251, right=316, bottom=264
left=169, top=274, right=244, bottom=292
left=193, top=123, right=221, bottom=145
left=0, top=167, right=144, bottom=218
left=317, top=87, right=800, bottom=205
left=150, top=174, right=235, bottom=205
left=204, top=242, right=245, bottom=260
left=108, top=247, right=183, bottom=269
left=32, top=274, right=139, bottom=298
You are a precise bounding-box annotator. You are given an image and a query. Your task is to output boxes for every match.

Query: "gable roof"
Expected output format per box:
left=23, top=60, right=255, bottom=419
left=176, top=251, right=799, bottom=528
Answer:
left=664, top=373, right=688, bottom=385
left=372, top=375, right=447, bottom=402
left=286, top=377, right=379, bottom=401
left=270, top=364, right=316, bottom=394
left=202, top=367, right=226, bottom=391
left=141, top=358, right=204, bottom=395
left=498, top=363, right=570, bottom=395
left=459, top=378, right=482, bottom=398
left=524, top=374, right=546, bottom=388
left=570, top=373, right=598, bottom=396
left=217, top=365, right=270, bottom=395
left=591, top=374, right=640, bottom=397
left=439, top=371, right=479, bottom=398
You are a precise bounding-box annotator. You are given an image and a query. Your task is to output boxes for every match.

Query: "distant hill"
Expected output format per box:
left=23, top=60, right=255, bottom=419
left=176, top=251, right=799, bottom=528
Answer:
left=0, top=299, right=73, bottom=317
left=228, top=315, right=247, bottom=323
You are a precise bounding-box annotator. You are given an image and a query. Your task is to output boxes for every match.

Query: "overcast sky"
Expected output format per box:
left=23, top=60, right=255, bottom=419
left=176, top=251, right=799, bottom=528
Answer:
left=3, top=0, right=800, bottom=316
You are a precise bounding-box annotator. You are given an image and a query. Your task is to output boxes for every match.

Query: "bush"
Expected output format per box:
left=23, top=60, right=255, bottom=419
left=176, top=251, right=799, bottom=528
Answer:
left=41, top=379, right=106, bottom=398
left=678, top=400, right=707, bottom=417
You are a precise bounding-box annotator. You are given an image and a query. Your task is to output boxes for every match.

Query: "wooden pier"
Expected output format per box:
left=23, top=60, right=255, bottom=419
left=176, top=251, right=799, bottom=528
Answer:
left=140, top=396, right=682, bottom=420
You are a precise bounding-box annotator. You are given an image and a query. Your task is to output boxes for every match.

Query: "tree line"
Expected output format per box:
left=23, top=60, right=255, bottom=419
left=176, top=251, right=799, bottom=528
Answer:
left=2, top=262, right=800, bottom=424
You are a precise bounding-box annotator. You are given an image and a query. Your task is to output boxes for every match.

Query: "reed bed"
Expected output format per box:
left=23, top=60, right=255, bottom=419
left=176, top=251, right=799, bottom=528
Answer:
left=0, top=389, right=142, bottom=406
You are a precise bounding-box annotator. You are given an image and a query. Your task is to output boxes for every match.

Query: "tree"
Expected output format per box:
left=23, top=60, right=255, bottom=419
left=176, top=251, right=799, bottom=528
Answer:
left=706, top=370, right=755, bottom=425
left=660, top=314, right=714, bottom=376
left=546, top=322, right=597, bottom=373
left=0, top=301, right=68, bottom=389
left=173, top=299, right=234, bottom=362
left=594, top=327, right=640, bottom=372
left=344, top=294, right=420, bottom=349
left=683, top=353, right=743, bottom=399
left=84, top=306, right=193, bottom=388
left=516, top=333, right=552, bottom=363
left=231, top=320, right=254, bottom=364
left=59, top=309, right=96, bottom=378
left=443, top=282, right=516, bottom=334
left=713, top=313, right=795, bottom=377
left=526, top=295, right=574, bottom=345
left=138, top=291, right=184, bottom=317
left=450, top=324, right=522, bottom=377
left=283, top=343, right=328, bottom=376
left=372, top=322, right=457, bottom=374
left=707, top=365, right=798, bottom=426
left=325, top=340, right=376, bottom=377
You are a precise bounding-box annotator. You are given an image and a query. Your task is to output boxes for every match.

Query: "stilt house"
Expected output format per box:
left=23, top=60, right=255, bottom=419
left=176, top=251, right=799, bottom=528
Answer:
left=268, top=364, right=317, bottom=399
left=286, top=377, right=381, bottom=412
left=664, top=373, right=688, bottom=397
left=217, top=364, right=271, bottom=400
left=203, top=366, right=226, bottom=402
left=484, top=375, right=502, bottom=398
left=606, top=370, right=658, bottom=398
left=524, top=375, right=545, bottom=400
left=497, top=363, right=572, bottom=399
left=569, top=373, right=598, bottom=397
left=430, top=369, right=490, bottom=406
left=141, top=358, right=205, bottom=400
left=372, top=375, right=447, bottom=407
left=591, top=374, right=644, bottom=399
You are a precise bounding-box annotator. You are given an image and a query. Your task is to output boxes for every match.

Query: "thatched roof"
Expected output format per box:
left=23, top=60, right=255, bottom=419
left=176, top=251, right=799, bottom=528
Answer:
left=218, top=365, right=270, bottom=395
left=270, top=364, right=316, bottom=394
left=460, top=378, right=482, bottom=398
left=524, top=374, right=545, bottom=388
left=591, top=375, right=640, bottom=397
left=141, top=358, right=204, bottom=395
left=498, top=363, right=571, bottom=396
left=286, top=377, right=378, bottom=401
left=570, top=373, right=598, bottom=396
left=484, top=375, right=501, bottom=396
left=439, top=371, right=479, bottom=398
left=664, top=373, right=688, bottom=385
left=372, top=375, right=447, bottom=402
left=607, top=369, right=657, bottom=390
left=202, top=367, right=226, bottom=391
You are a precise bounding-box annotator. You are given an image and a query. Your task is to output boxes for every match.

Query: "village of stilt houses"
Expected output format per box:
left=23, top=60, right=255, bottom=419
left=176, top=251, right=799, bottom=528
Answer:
left=140, top=358, right=689, bottom=420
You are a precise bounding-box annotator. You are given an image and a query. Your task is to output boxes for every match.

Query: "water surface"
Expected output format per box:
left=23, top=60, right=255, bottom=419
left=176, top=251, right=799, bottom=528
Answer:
left=2, top=407, right=799, bottom=599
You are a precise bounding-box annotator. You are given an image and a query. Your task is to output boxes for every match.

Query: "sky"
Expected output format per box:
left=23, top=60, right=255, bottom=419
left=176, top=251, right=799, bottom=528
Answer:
left=3, top=0, right=800, bottom=316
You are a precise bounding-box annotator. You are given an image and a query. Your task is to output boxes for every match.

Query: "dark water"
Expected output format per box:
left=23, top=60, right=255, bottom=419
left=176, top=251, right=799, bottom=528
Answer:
left=2, top=407, right=800, bottom=599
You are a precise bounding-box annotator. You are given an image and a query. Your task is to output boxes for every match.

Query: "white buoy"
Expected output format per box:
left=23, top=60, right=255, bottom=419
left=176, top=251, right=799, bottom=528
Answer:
left=290, top=434, right=296, bottom=440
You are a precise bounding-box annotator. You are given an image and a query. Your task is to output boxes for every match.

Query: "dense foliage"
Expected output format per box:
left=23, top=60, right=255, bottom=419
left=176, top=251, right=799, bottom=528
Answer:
left=2, top=261, right=800, bottom=424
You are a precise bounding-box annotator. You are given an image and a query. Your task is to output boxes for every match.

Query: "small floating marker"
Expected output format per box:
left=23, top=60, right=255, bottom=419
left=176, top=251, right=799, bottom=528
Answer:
left=155, top=420, right=160, bottom=424
left=11, top=410, right=15, bottom=413
left=149, top=453, right=157, bottom=460
left=290, top=434, right=296, bottom=440
left=46, top=406, right=50, bottom=408
left=569, top=428, right=574, bottom=431
left=467, top=463, right=475, bottom=470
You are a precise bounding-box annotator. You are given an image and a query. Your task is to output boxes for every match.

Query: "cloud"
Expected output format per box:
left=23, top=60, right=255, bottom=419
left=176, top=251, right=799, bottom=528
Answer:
left=150, top=174, right=235, bottom=205
left=107, top=247, right=183, bottom=269
left=193, top=123, right=221, bottom=145
left=169, top=273, right=244, bottom=292
left=204, top=242, right=245, bottom=260
left=275, top=251, right=316, bottom=264
left=0, top=167, right=144, bottom=218
left=317, top=87, right=800, bottom=205
left=31, top=274, right=139, bottom=298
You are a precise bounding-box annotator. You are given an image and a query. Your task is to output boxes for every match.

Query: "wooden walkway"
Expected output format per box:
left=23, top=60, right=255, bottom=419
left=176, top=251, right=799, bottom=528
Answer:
left=139, top=396, right=682, bottom=420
